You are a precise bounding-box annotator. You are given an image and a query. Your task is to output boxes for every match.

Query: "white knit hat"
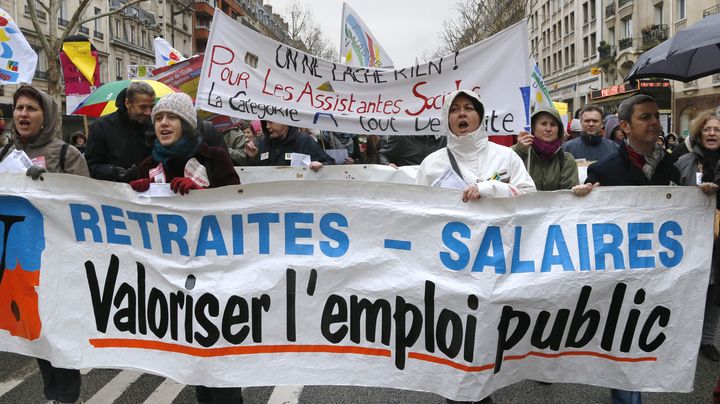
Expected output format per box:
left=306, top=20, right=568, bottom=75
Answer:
left=151, top=93, right=197, bottom=129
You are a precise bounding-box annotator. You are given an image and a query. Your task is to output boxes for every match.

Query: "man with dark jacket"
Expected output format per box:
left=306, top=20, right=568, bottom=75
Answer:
left=84, top=81, right=155, bottom=182
left=583, top=94, right=680, bottom=404
left=585, top=95, right=680, bottom=186
left=563, top=105, right=618, bottom=162
left=246, top=120, right=334, bottom=170
left=379, top=135, right=447, bottom=167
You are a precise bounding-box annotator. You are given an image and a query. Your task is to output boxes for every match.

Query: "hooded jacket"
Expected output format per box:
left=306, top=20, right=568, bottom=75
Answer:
left=510, top=106, right=578, bottom=190
left=416, top=90, right=536, bottom=197
left=85, top=88, right=154, bottom=180
left=6, top=86, right=88, bottom=176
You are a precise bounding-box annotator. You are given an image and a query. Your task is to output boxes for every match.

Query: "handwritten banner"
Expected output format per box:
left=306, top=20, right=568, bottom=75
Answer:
left=196, top=10, right=532, bottom=136
left=0, top=174, right=712, bottom=401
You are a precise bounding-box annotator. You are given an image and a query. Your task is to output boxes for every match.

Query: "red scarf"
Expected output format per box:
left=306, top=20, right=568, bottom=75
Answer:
left=531, top=138, right=563, bottom=161
left=625, top=144, right=645, bottom=169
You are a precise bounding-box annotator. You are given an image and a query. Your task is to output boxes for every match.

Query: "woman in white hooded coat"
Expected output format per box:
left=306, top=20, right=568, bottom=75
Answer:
left=416, top=89, right=536, bottom=200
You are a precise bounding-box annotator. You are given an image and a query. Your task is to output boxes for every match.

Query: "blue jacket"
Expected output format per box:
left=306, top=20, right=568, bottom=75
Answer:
left=563, top=135, right=618, bottom=161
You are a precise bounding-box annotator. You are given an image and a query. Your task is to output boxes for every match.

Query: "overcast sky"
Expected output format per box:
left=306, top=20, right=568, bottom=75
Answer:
left=264, top=0, right=460, bottom=68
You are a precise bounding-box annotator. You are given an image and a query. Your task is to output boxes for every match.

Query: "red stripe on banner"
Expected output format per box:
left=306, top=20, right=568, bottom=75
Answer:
left=89, top=338, right=391, bottom=358
left=409, top=350, right=656, bottom=373
left=503, top=350, right=657, bottom=363
left=408, top=352, right=495, bottom=372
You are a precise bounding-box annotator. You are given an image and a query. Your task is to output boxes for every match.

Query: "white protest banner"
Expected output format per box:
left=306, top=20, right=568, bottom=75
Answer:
left=235, top=164, right=418, bottom=184
left=196, top=10, right=531, bottom=136
left=0, top=174, right=712, bottom=401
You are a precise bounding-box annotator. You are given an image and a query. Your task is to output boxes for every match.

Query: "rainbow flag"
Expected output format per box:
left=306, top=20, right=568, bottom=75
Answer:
left=340, top=3, right=393, bottom=68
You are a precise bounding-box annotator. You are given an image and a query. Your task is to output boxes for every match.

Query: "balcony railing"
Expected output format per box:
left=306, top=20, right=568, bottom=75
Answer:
left=94, top=31, right=104, bottom=40
left=641, top=24, right=669, bottom=50
left=24, top=5, right=46, bottom=20
left=605, top=3, right=616, bottom=18
left=34, top=71, right=49, bottom=80
left=58, top=17, right=69, bottom=27
left=79, top=26, right=89, bottom=34
left=618, top=0, right=632, bottom=8
left=674, top=19, right=687, bottom=32
left=598, top=45, right=617, bottom=65
left=704, top=4, right=720, bottom=17
left=683, top=80, right=697, bottom=89
left=619, top=37, right=633, bottom=50
left=713, top=73, right=720, bottom=84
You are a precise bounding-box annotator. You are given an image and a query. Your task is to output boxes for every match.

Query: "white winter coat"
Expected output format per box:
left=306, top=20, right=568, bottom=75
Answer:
left=416, top=90, right=536, bottom=197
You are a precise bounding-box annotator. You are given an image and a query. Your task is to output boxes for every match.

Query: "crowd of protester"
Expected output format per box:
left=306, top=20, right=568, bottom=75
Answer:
left=2, top=81, right=719, bottom=404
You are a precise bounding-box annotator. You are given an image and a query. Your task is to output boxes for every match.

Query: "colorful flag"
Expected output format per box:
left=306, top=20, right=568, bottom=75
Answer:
left=340, top=3, right=393, bottom=68
left=530, top=57, right=554, bottom=112
left=154, top=37, right=185, bottom=67
left=0, top=7, right=37, bottom=84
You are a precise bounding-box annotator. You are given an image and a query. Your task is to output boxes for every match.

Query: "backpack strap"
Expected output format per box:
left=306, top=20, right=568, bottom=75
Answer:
left=59, top=143, right=69, bottom=173
left=0, top=142, right=11, bottom=161
left=446, top=148, right=463, bottom=180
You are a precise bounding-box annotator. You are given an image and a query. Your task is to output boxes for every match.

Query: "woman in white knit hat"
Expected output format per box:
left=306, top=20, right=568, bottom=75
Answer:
left=129, top=92, right=242, bottom=403
left=129, top=92, right=240, bottom=195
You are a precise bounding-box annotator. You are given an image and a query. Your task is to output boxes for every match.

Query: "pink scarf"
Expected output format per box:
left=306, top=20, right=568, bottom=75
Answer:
left=532, top=138, right=563, bottom=161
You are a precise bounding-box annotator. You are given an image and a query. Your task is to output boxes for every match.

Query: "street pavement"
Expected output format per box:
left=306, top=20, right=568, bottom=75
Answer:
left=0, top=347, right=717, bottom=404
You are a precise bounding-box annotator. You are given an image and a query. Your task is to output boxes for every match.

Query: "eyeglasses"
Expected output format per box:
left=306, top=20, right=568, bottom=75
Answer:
left=702, top=127, right=720, bottom=134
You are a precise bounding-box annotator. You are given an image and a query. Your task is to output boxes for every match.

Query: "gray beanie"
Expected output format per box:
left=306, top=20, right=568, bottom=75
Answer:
left=151, top=93, right=197, bottom=129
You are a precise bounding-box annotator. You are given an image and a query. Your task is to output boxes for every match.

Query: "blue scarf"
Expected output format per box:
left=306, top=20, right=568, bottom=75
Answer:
left=152, top=136, right=200, bottom=166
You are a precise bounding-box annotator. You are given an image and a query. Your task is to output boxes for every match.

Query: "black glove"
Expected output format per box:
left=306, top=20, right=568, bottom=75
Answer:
left=26, top=165, right=47, bottom=180
left=114, top=164, right=138, bottom=183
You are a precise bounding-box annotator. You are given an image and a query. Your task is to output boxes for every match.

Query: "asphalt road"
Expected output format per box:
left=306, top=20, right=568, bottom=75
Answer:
left=0, top=347, right=717, bottom=403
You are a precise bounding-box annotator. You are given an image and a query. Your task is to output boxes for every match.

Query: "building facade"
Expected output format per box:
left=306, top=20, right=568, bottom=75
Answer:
left=529, top=0, right=720, bottom=136
left=528, top=0, right=603, bottom=117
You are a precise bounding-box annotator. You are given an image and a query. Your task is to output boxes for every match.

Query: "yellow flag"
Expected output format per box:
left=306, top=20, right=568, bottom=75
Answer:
left=62, top=41, right=96, bottom=85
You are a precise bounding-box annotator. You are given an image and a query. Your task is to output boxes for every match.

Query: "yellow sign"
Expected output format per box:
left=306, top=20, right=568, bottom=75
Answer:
left=590, top=67, right=602, bottom=75
left=62, top=41, right=97, bottom=85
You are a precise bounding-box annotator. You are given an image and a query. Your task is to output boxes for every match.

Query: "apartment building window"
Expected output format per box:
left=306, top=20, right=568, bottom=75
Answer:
left=93, top=7, right=103, bottom=37
left=114, top=19, right=121, bottom=39
left=130, top=26, right=136, bottom=44
left=558, top=20, right=562, bottom=37
left=677, top=0, right=686, bottom=20
left=141, top=30, right=147, bottom=48
left=582, top=2, right=589, bottom=24
left=590, top=33, right=596, bottom=57
left=654, top=3, right=663, bottom=24
left=622, top=16, right=632, bottom=38
left=570, top=44, right=575, bottom=64
left=565, top=46, right=570, bottom=66
left=558, top=50, right=563, bottom=69
left=583, top=36, right=589, bottom=58
left=590, top=0, right=596, bottom=21
left=609, top=27, right=615, bottom=45
left=569, top=12, right=575, bottom=32
left=99, top=60, right=107, bottom=84
left=116, top=58, right=123, bottom=81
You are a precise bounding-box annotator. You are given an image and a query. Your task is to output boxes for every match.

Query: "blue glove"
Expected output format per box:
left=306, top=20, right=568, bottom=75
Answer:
left=26, top=165, right=47, bottom=181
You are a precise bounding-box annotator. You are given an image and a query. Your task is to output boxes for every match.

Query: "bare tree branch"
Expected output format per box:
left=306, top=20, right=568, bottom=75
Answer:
left=282, top=2, right=336, bottom=60
left=439, top=0, right=527, bottom=54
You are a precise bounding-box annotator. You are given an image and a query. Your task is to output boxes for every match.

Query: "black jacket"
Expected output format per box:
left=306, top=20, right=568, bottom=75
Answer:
left=586, top=145, right=681, bottom=186
left=378, top=135, right=447, bottom=166
left=85, top=89, right=154, bottom=181
left=254, top=125, right=334, bottom=166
